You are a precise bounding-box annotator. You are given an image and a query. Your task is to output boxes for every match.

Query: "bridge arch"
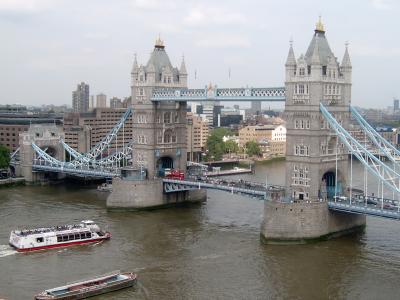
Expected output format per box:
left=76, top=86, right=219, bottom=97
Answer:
left=156, top=156, right=174, bottom=177
left=321, top=169, right=345, bottom=200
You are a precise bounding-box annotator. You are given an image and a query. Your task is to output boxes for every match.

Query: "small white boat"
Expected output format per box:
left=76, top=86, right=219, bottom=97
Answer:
left=34, top=270, right=137, bottom=299
left=9, top=220, right=110, bottom=252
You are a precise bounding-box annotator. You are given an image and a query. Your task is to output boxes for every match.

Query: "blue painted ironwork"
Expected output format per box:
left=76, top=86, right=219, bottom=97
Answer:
left=328, top=200, right=400, bottom=220
left=163, top=178, right=271, bottom=200
left=320, top=103, right=400, bottom=195
left=151, top=86, right=286, bottom=102
left=351, top=106, right=400, bottom=163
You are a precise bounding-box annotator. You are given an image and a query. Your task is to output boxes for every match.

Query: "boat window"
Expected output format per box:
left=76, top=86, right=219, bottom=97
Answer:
left=62, top=235, right=68, bottom=242
left=86, top=232, right=91, bottom=239
left=80, top=233, right=86, bottom=239
left=36, top=237, right=44, bottom=243
left=68, top=234, right=74, bottom=241
left=57, top=236, right=62, bottom=242
left=75, top=234, right=80, bottom=240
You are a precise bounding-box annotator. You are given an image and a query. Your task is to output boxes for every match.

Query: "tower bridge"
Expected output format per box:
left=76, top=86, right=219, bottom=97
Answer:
left=12, top=19, right=400, bottom=243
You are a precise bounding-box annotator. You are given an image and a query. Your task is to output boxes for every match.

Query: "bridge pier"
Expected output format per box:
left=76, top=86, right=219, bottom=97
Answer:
left=260, top=201, right=366, bottom=244
left=107, top=178, right=207, bottom=210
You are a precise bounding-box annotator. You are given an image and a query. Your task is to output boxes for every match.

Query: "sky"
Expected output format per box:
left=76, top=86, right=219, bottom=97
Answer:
left=1, top=0, right=400, bottom=109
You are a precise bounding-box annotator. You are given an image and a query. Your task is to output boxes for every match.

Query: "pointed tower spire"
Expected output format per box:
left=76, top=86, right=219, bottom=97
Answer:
left=131, top=53, right=138, bottom=74
left=285, top=38, right=296, bottom=66
left=341, top=41, right=352, bottom=68
left=180, top=54, right=187, bottom=74
left=311, top=40, right=321, bottom=65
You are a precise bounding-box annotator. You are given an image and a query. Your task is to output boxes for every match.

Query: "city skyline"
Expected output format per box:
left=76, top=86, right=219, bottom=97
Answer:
left=1, top=0, right=400, bottom=108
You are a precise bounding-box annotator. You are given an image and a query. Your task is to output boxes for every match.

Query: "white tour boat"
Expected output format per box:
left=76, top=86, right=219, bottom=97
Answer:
left=9, top=220, right=111, bottom=252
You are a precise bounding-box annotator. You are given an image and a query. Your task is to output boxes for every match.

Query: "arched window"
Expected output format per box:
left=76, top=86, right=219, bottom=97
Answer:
left=164, top=112, right=171, bottom=123
left=164, top=130, right=172, bottom=143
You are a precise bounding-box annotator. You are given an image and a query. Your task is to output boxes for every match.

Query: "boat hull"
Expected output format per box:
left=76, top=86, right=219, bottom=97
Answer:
left=35, top=273, right=136, bottom=300
left=10, top=234, right=110, bottom=252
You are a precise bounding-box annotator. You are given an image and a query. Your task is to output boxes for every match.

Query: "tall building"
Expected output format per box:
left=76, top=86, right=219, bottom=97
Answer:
left=251, top=101, right=262, bottom=114
left=131, top=37, right=188, bottom=177
left=63, top=108, right=133, bottom=153
left=72, top=82, right=90, bottom=113
left=394, top=98, right=399, bottom=112
left=110, top=97, right=123, bottom=108
left=284, top=18, right=352, bottom=201
left=89, top=95, right=95, bottom=110
left=187, top=113, right=209, bottom=161
left=96, top=93, right=107, bottom=108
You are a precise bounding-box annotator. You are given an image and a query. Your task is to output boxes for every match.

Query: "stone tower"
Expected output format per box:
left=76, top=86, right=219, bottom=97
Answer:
left=261, top=19, right=364, bottom=243
left=131, top=37, right=188, bottom=178
left=284, top=18, right=352, bottom=201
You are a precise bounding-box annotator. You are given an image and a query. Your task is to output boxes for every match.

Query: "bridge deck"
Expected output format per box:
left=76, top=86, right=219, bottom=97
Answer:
left=328, top=199, right=400, bottom=220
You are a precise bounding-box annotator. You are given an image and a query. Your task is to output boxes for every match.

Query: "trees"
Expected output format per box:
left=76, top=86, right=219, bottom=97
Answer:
left=224, top=140, right=239, bottom=154
left=0, top=145, right=10, bottom=169
left=205, top=128, right=235, bottom=161
left=245, top=140, right=261, bottom=157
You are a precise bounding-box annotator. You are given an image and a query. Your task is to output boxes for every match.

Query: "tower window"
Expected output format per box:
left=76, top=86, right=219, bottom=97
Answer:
left=322, top=66, right=327, bottom=76
left=299, top=68, right=305, bottom=76
left=307, top=65, right=311, bottom=74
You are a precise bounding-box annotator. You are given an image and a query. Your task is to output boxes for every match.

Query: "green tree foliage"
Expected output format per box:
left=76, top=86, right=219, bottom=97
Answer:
left=211, top=128, right=234, bottom=140
left=205, top=128, right=238, bottom=161
left=224, top=140, right=239, bottom=154
left=0, top=145, right=10, bottom=169
left=245, top=140, right=261, bottom=157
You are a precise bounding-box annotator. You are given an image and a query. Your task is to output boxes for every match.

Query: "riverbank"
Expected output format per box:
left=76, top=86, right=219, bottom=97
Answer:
left=0, top=177, right=25, bottom=188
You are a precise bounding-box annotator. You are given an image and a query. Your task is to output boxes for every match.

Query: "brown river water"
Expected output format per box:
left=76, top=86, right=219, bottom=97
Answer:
left=1, top=160, right=400, bottom=300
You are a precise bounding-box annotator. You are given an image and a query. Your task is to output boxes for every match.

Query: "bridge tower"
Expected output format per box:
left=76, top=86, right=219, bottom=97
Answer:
left=107, top=37, right=206, bottom=209
left=130, top=37, right=188, bottom=178
left=261, top=19, right=365, bottom=243
left=284, top=17, right=352, bottom=201
left=18, top=124, right=65, bottom=183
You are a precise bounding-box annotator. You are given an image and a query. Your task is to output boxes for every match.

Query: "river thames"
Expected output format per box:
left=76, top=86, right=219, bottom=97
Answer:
left=1, top=160, right=400, bottom=299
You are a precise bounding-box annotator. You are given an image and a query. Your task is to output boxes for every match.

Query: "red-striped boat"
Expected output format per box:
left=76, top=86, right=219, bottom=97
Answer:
left=9, top=220, right=110, bottom=252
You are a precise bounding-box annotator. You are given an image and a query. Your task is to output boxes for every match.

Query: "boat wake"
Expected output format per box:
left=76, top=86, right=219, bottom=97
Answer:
left=0, top=245, right=17, bottom=257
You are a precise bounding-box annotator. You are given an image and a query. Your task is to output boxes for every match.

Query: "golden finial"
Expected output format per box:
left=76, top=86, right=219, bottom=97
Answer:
left=315, top=16, right=325, bottom=32
left=155, top=34, right=164, bottom=48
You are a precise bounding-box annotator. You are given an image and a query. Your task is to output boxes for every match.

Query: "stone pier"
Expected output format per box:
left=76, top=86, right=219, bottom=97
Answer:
left=107, top=177, right=206, bottom=210
left=261, top=200, right=366, bottom=244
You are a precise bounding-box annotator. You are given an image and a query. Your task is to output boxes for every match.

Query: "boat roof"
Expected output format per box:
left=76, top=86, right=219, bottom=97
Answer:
left=14, top=221, right=97, bottom=236
left=45, top=271, right=122, bottom=293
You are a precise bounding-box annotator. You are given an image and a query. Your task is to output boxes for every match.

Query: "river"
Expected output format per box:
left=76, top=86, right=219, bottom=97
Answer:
left=1, top=160, right=400, bottom=299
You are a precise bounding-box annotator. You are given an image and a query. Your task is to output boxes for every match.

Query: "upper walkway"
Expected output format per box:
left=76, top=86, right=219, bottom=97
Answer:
left=151, top=86, right=286, bottom=102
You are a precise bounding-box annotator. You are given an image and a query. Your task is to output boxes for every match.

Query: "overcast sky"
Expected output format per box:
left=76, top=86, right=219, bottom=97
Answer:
left=1, top=0, right=399, bottom=108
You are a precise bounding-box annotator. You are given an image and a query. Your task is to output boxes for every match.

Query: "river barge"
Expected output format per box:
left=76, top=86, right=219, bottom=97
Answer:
left=9, top=220, right=110, bottom=252
left=34, top=271, right=137, bottom=299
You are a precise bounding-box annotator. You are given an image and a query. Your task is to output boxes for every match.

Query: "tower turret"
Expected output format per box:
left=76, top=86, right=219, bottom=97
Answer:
left=179, top=55, right=188, bottom=86
left=285, top=40, right=296, bottom=81
left=341, top=42, right=352, bottom=83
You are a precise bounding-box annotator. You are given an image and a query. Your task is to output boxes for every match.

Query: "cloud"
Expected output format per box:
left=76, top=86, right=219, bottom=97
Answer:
left=84, top=32, right=110, bottom=41
left=131, top=0, right=176, bottom=11
left=184, top=6, right=246, bottom=27
left=370, top=0, right=393, bottom=10
left=352, top=44, right=400, bottom=57
left=195, top=34, right=251, bottom=49
left=0, top=0, right=54, bottom=13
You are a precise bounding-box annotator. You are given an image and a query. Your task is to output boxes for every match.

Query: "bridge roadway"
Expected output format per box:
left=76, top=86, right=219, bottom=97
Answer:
left=164, top=177, right=400, bottom=220
left=162, top=177, right=274, bottom=200
left=328, top=195, right=400, bottom=220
